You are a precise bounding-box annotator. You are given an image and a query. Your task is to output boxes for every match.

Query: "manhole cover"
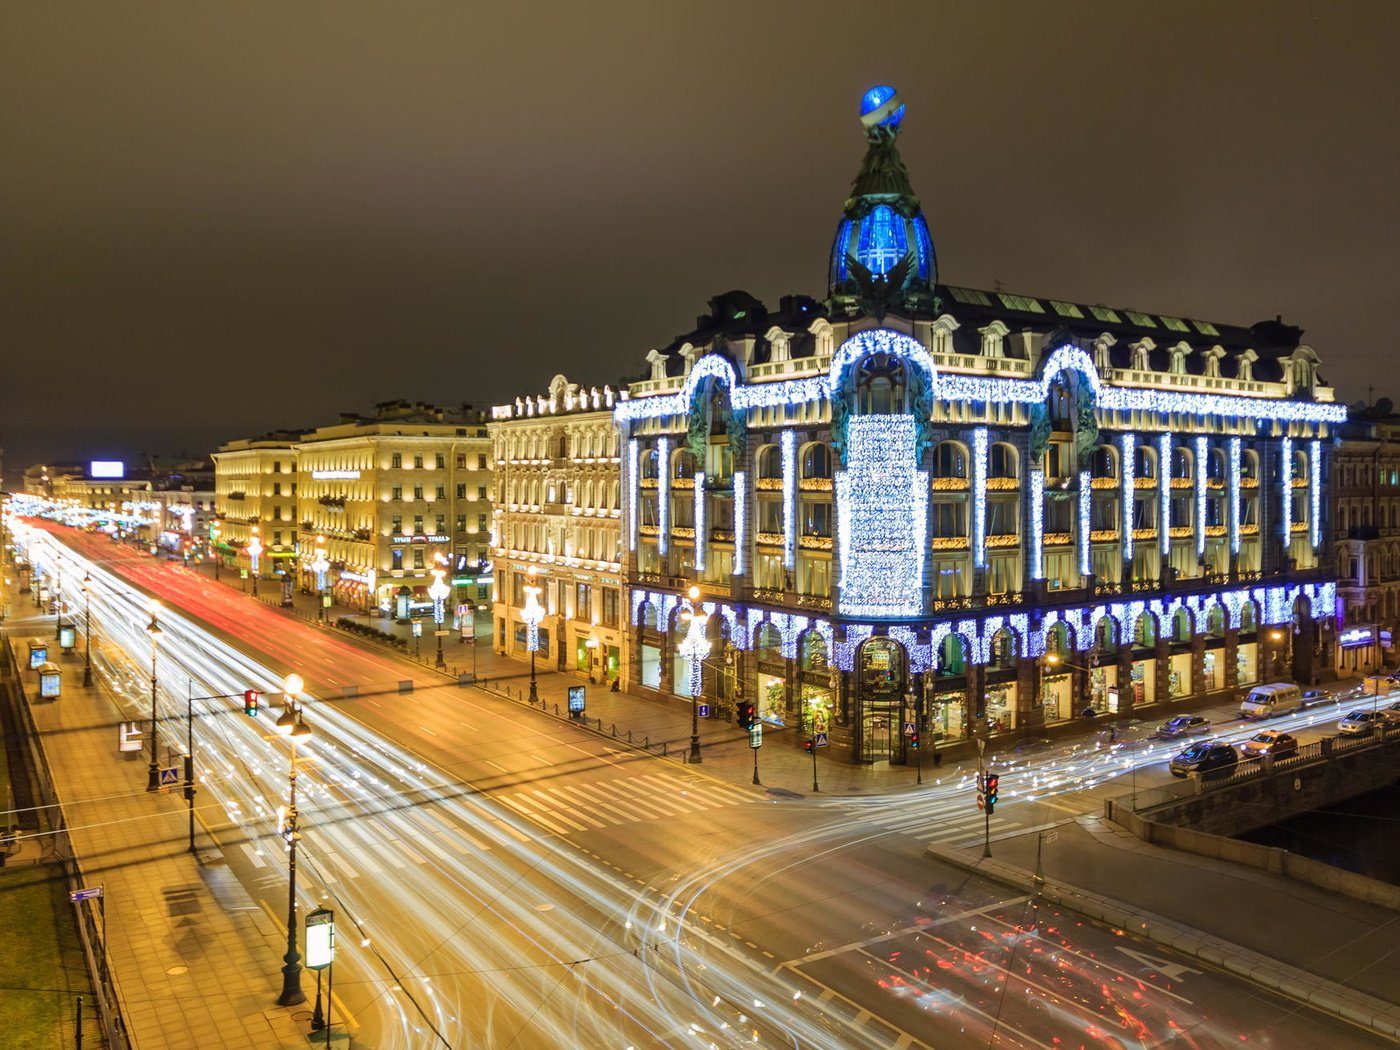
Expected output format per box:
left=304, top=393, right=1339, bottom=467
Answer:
left=535, top=903, right=554, bottom=912
left=165, top=966, right=189, bottom=976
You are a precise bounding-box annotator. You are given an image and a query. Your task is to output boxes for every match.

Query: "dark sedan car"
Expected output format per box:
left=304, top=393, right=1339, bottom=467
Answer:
left=1169, top=742, right=1239, bottom=778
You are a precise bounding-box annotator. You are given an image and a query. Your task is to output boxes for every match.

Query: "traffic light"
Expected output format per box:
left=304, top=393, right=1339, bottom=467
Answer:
left=803, top=739, right=814, bottom=753
left=908, top=733, right=919, bottom=750
left=985, top=773, right=1000, bottom=813
left=243, top=689, right=260, bottom=716
left=737, top=701, right=756, bottom=729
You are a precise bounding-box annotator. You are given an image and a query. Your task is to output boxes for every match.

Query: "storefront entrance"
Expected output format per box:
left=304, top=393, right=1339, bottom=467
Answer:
left=858, top=638, right=907, bottom=762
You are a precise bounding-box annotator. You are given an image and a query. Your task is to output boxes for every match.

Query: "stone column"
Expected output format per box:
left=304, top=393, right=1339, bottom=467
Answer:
left=1190, top=634, right=1206, bottom=696
left=1016, top=657, right=1044, bottom=729
left=1223, top=626, right=1240, bottom=692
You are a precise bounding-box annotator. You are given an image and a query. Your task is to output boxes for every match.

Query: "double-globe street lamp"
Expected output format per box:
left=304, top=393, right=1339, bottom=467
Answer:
left=247, top=526, right=263, bottom=597
left=520, top=566, right=545, bottom=702
left=678, top=585, right=711, bottom=764
left=275, top=673, right=312, bottom=1007
left=309, top=535, right=330, bottom=623
left=428, top=556, right=450, bottom=670
left=145, top=601, right=163, bottom=792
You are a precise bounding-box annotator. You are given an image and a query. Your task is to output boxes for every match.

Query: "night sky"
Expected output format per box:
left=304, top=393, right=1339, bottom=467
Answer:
left=5, top=2, right=1399, bottom=479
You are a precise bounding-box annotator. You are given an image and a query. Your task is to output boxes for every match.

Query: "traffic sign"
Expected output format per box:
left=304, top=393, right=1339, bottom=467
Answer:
left=748, top=724, right=763, bottom=749
left=117, top=722, right=143, bottom=753
left=814, top=732, right=829, bottom=748
left=697, top=703, right=711, bottom=718
left=158, top=767, right=180, bottom=787
left=903, top=721, right=916, bottom=736
left=69, top=886, right=103, bottom=902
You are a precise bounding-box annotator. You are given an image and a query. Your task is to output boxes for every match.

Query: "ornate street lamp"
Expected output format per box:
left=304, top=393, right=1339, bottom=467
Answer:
left=309, top=536, right=330, bottom=622
left=275, top=673, right=312, bottom=1007
left=81, top=572, right=93, bottom=687
left=428, top=555, right=450, bottom=669
left=248, top=526, right=263, bottom=597
left=145, top=601, right=162, bottom=792
left=678, top=586, right=711, bottom=763
left=520, top=567, right=545, bottom=702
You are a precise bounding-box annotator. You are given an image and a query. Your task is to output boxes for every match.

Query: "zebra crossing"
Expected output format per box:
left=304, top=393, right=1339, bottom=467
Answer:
left=864, top=807, right=1020, bottom=848
left=494, top=771, right=756, bottom=837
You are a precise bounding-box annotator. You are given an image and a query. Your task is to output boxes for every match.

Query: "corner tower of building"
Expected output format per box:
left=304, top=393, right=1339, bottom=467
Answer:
left=828, top=85, right=937, bottom=317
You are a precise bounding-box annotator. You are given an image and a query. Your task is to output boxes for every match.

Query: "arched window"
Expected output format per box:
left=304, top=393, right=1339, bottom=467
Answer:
left=800, top=631, right=828, bottom=672
left=989, top=443, right=1019, bottom=479
left=673, top=449, right=699, bottom=480
left=855, top=353, right=907, bottom=414
left=933, top=442, right=968, bottom=479
left=937, top=634, right=968, bottom=676
left=1095, top=617, right=1118, bottom=655
left=855, top=205, right=908, bottom=276
left=801, top=444, right=832, bottom=479
left=1240, top=601, right=1258, bottom=633
left=1091, top=445, right=1117, bottom=479
left=1172, top=448, right=1193, bottom=480
left=1134, top=613, right=1157, bottom=648
left=1240, top=449, right=1259, bottom=480
left=756, top=623, right=784, bottom=664
left=1171, top=608, right=1192, bottom=643
left=1209, top=448, right=1227, bottom=481
left=756, top=445, right=781, bottom=480
left=1044, top=622, right=1071, bottom=659
left=640, top=450, right=660, bottom=480
left=989, top=629, right=1016, bottom=669
left=1134, top=445, right=1157, bottom=480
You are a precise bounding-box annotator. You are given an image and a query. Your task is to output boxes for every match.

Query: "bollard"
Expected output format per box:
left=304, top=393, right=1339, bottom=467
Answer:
left=554, top=702, right=559, bottom=716
left=627, top=729, right=633, bottom=743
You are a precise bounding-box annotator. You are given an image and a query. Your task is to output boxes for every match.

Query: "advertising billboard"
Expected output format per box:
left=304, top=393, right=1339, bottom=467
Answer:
left=89, top=460, right=125, bottom=479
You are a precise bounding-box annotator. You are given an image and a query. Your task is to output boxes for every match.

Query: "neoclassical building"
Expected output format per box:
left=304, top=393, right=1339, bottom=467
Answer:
left=489, top=375, right=626, bottom=682
left=614, top=86, right=1343, bottom=763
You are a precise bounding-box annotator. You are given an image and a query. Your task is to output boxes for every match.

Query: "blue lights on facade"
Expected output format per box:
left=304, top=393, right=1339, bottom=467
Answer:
left=855, top=205, right=908, bottom=276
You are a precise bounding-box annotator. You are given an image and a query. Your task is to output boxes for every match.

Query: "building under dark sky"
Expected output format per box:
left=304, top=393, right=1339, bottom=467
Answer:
left=4, top=2, right=1398, bottom=478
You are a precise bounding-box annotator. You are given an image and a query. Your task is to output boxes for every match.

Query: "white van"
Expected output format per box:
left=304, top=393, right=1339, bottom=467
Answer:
left=1240, top=682, right=1303, bottom=719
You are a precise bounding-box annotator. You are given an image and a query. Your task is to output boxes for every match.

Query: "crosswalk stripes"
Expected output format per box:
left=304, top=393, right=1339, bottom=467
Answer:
left=496, top=771, right=755, bottom=836
left=864, top=808, right=1021, bottom=845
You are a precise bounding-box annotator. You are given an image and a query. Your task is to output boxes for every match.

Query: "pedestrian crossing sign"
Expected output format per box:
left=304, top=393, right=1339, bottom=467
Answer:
left=903, top=722, right=916, bottom=736
left=814, top=732, right=829, bottom=748
left=159, top=767, right=180, bottom=787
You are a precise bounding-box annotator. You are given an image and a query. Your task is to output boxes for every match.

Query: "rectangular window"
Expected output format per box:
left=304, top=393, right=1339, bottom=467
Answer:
left=987, top=499, right=1018, bottom=535
left=456, top=453, right=466, bottom=468
left=602, top=588, right=619, bottom=627
left=273, top=531, right=283, bottom=545
left=1132, top=498, right=1155, bottom=530
left=1090, top=497, right=1117, bottom=531
left=477, top=454, right=487, bottom=469
left=413, top=515, right=424, bottom=532
left=456, top=515, right=466, bottom=533
left=1170, top=496, right=1193, bottom=528
left=477, top=514, right=487, bottom=531
left=435, top=513, right=445, bottom=533
left=576, top=584, right=593, bottom=622
left=273, top=482, right=282, bottom=495
left=272, top=460, right=282, bottom=473
left=801, top=501, right=832, bottom=538
left=392, top=486, right=403, bottom=500
left=436, top=453, right=446, bottom=469
left=392, top=453, right=402, bottom=469
left=435, top=485, right=446, bottom=500
left=413, top=549, right=424, bottom=569
left=392, top=549, right=403, bottom=570
left=392, top=515, right=402, bottom=534
left=932, top=501, right=967, bottom=538
left=456, top=484, right=467, bottom=499
left=757, top=497, right=782, bottom=534
left=413, top=485, right=424, bottom=500
left=413, top=455, right=424, bottom=469
left=477, top=485, right=487, bottom=500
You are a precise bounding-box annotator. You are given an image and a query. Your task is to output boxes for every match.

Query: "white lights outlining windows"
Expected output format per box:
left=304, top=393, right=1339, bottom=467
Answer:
left=1077, top=470, right=1091, bottom=579
left=1309, top=440, right=1321, bottom=549
left=693, top=473, right=706, bottom=572
left=657, top=437, right=671, bottom=556
left=1228, top=437, right=1242, bottom=554
left=1194, top=435, right=1207, bottom=558
left=781, top=430, right=797, bottom=570
left=1280, top=435, right=1293, bottom=540
left=1158, top=433, right=1171, bottom=557
left=971, top=427, right=988, bottom=568
left=1120, top=433, right=1135, bottom=564
left=627, top=439, right=639, bottom=552
left=835, top=415, right=928, bottom=619
left=732, top=471, right=747, bottom=576
left=1028, top=469, right=1045, bottom=580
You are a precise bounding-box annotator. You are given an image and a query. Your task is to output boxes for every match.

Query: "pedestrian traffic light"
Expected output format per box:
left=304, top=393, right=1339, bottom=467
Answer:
left=909, top=732, right=919, bottom=750
left=243, top=689, right=260, bottom=716
left=803, top=739, right=814, bottom=753
left=737, top=701, right=756, bottom=729
left=985, top=773, right=1000, bottom=813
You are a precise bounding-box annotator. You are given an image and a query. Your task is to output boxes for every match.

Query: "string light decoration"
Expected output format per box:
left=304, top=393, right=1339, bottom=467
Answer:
left=1028, top=469, right=1045, bottom=580
left=657, top=437, right=671, bottom=556
left=627, top=439, right=639, bottom=551
left=677, top=592, right=711, bottom=697
left=1280, top=436, right=1293, bottom=540
left=1309, top=440, right=1322, bottom=549
left=781, top=430, right=797, bottom=570
left=972, top=427, right=988, bottom=568
left=1077, top=470, right=1091, bottom=579
left=835, top=415, right=928, bottom=618
left=1158, top=433, right=1172, bottom=557
left=732, top=471, right=747, bottom=575
left=890, top=625, right=932, bottom=672
left=1120, top=433, right=1136, bottom=564
left=693, top=472, right=706, bottom=572
left=1194, top=436, right=1208, bottom=558
left=1229, top=437, right=1242, bottom=554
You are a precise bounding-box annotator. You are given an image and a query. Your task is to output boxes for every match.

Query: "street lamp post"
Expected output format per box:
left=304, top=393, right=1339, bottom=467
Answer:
left=521, top=567, right=544, bottom=702
left=428, top=556, right=450, bottom=670
left=211, top=524, right=222, bottom=580
left=310, top=536, right=330, bottom=623
left=145, top=602, right=162, bottom=792
left=678, top=586, right=711, bottom=764
left=275, top=674, right=311, bottom=1007
left=82, top=573, right=93, bottom=688
left=248, top=527, right=263, bottom=598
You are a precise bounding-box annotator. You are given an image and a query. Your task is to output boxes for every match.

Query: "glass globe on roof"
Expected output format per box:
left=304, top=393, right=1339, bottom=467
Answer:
left=859, top=84, right=904, bottom=130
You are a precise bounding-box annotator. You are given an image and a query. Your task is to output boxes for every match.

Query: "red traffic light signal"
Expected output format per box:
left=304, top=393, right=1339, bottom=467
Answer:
left=985, top=773, right=1000, bottom=812
left=803, top=739, right=814, bottom=753
left=243, top=689, right=260, bottom=716
left=908, top=733, right=919, bottom=750
left=737, top=701, right=756, bottom=730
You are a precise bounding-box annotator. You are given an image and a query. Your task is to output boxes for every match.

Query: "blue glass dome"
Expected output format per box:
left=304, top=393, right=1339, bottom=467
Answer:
left=830, top=206, right=935, bottom=283
left=860, top=84, right=904, bottom=130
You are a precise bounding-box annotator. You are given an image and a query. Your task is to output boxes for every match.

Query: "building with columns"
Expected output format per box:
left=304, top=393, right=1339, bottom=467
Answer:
left=1332, top=402, right=1400, bottom=673
left=613, top=86, right=1342, bottom=763
left=489, top=375, right=626, bottom=683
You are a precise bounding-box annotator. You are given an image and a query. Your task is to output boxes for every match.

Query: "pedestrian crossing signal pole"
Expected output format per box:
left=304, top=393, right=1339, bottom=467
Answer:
left=976, top=737, right=992, bottom=859
left=803, top=738, right=819, bottom=792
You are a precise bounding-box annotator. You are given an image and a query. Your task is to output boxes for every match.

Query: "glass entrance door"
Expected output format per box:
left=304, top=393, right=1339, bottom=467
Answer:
left=858, top=638, right=907, bottom=762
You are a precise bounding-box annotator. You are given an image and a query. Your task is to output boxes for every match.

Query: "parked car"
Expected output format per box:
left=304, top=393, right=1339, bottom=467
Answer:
left=1156, top=715, right=1212, bottom=739
left=1337, top=710, right=1382, bottom=736
left=1301, top=689, right=1324, bottom=702
left=1378, top=701, right=1400, bottom=724
left=1239, top=730, right=1299, bottom=759
left=1169, top=742, right=1239, bottom=778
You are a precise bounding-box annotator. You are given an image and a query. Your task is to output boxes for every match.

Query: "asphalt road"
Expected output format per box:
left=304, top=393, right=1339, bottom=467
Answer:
left=18, top=520, right=1391, bottom=1049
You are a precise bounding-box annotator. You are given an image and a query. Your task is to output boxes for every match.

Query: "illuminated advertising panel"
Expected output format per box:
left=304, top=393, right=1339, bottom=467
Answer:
left=90, top=461, right=125, bottom=479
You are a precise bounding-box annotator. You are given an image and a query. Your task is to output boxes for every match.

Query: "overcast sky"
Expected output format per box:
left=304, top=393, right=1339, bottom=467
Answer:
left=5, top=1, right=1398, bottom=477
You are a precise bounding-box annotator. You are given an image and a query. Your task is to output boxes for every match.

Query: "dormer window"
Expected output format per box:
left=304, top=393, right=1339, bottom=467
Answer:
left=1092, top=333, right=1116, bottom=372
left=979, top=320, right=1009, bottom=359
left=1201, top=346, right=1225, bottom=378
left=1235, top=349, right=1257, bottom=382
left=1130, top=338, right=1155, bottom=371
left=1167, top=342, right=1190, bottom=375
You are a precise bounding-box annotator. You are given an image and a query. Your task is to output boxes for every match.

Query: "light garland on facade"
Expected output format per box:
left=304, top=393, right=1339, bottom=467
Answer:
left=1228, top=436, right=1242, bottom=555
left=1309, top=440, right=1322, bottom=549
left=1120, top=433, right=1135, bottom=564
left=1028, top=469, right=1044, bottom=580
left=1157, top=433, right=1172, bottom=557
left=1194, top=436, right=1208, bottom=558
left=693, top=472, right=707, bottom=572
left=1279, top=435, right=1293, bottom=540
left=627, top=439, right=639, bottom=551
left=732, top=470, right=746, bottom=575
left=781, top=430, right=797, bottom=570
left=835, top=415, right=928, bottom=618
left=657, top=437, right=671, bottom=556
left=972, top=427, right=988, bottom=568
left=1077, top=471, right=1091, bottom=578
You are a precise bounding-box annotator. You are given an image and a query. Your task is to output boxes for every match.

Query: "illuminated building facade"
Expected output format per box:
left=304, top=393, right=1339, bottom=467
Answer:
left=211, top=435, right=300, bottom=576
left=489, top=375, right=626, bottom=683
left=616, top=87, right=1342, bottom=763
left=294, top=401, right=493, bottom=614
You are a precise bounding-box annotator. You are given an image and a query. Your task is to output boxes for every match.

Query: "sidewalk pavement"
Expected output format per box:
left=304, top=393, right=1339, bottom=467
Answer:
left=4, top=601, right=317, bottom=1050
left=929, top=814, right=1400, bottom=1038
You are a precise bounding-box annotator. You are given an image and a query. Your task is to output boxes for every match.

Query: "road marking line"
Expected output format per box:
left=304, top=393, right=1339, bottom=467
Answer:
left=781, top=896, right=1031, bottom=968
left=526, top=811, right=571, bottom=836
left=458, top=720, right=476, bottom=730
left=566, top=742, right=620, bottom=767
left=497, top=796, right=535, bottom=816
left=492, top=819, right=531, bottom=843
left=417, top=725, right=437, bottom=736
left=444, top=825, right=491, bottom=851
left=485, top=760, right=509, bottom=773
left=324, top=851, right=360, bottom=880
left=240, top=844, right=266, bottom=869
left=432, top=830, right=470, bottom=855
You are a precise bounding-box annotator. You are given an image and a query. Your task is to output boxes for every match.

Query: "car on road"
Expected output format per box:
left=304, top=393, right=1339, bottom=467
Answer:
left=1156, top=715, right=1211, bottom=739
left=1301, top=689, right=1324, bottom=702
left=1239, top=730, right=1299, bottom=759
left=1169, top=742, right=1239, bottom=778
left=1337, top=710, right=1382, bottom=736
left=1378, top=700, right=1400, bottom=724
